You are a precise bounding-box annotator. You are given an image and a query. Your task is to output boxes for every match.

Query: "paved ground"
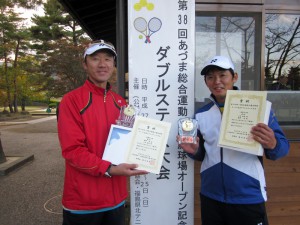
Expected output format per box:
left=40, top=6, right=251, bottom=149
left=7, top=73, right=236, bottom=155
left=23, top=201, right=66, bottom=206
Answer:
left=0, top=116, right=64, bottom=225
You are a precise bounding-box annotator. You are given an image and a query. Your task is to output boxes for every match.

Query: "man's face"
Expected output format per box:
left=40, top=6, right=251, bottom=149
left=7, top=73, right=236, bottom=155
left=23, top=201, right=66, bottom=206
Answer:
left=204, top=68, right=238, bottom=104
left=83, top=51, right=115, bottom=88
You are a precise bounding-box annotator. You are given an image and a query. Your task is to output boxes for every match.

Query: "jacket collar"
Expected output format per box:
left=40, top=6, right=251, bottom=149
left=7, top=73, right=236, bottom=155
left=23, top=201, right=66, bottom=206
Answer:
left=85, top=78, right=111, bottom=95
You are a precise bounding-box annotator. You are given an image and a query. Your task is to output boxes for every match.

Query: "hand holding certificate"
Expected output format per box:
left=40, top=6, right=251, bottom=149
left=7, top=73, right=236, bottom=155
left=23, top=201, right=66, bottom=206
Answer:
left=218, top=90, right=271, bottom=155
left=125, top=116, right=171, bottom=174
left=103, top=116, right=171, bottom=174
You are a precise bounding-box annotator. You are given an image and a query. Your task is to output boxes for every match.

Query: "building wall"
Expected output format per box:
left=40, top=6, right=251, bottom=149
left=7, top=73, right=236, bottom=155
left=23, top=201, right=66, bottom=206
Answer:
left=194, top=0, right=300, bottom=224
left=193, top=143, right=300, bottom=225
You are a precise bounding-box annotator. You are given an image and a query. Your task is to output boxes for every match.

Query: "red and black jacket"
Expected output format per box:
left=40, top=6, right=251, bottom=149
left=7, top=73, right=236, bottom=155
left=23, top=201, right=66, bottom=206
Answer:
left=58, top=80, right=127, bottom=210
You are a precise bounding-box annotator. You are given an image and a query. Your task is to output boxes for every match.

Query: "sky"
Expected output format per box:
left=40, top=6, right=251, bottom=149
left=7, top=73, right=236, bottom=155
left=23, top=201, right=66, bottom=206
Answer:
left=14, top=5, right=44, bottom=27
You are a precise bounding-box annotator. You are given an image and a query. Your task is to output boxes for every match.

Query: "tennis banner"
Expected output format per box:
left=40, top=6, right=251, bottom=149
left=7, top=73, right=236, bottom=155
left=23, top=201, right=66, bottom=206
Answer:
left=128, top=1, right=195, bottom=224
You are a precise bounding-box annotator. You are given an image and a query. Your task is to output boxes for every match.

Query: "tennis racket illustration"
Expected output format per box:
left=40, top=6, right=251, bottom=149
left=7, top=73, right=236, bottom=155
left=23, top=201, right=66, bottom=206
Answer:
left=146, top=17, right=162, bottom=43
left=134, top=17, right=162, bottom=44
left=134, top=17, right=148, bottom=41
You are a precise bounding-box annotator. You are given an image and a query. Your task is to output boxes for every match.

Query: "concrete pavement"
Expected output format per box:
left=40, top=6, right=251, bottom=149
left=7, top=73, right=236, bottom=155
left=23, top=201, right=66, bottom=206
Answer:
left=0, top=116, right=64, bottom=225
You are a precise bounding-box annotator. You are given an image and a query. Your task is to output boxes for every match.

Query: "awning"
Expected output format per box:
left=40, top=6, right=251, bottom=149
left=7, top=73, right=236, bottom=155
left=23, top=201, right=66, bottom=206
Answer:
left=58, top=0, right=128, bottom=46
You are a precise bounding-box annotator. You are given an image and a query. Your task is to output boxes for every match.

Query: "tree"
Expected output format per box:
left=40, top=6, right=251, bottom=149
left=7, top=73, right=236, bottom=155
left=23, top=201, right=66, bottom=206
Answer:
left=287, top=66, right=300, bottom=90
left=265, top=15, right=300, bottom=82
left=17, top=55, right=45, bottom=111
left=40, top=39, right=87, bottom=97
left=0, top=5, right=22, bottom=112
left=30, top=0, right=89, bottom=96
left=0, top=0, right=43, bottom=112
left=0, top=0, right=44, bottom=167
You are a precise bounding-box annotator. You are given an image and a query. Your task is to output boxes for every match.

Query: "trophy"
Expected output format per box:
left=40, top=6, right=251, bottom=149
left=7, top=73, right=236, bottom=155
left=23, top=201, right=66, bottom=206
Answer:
left=116, top=105, right=139, bottom=128
left=178, top=118, right=198, bottom=144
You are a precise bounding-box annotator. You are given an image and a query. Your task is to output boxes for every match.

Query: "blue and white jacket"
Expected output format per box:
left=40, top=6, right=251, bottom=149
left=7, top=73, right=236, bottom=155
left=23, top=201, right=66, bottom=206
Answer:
left=191, top=93, right=289, bottom=204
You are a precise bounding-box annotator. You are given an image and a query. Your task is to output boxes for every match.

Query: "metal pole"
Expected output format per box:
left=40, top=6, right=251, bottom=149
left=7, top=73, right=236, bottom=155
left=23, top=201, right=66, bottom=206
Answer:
left=116, top=0, right=126, bottom=98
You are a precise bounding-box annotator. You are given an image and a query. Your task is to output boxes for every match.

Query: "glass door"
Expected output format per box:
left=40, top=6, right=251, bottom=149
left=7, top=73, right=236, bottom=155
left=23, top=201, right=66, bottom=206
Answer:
left=195, top=12, right=262, bottom=105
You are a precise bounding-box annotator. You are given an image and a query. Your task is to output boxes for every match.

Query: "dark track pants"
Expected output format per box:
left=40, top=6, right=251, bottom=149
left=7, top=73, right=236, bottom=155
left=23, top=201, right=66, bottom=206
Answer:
left=62, top=205, right=125, bottom=225
left=200, top=194, right=269, bottom=225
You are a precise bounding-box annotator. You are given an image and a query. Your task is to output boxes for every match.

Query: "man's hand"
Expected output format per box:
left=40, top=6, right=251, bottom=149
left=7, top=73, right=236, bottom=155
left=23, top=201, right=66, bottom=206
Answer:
left=251, top=123, right=277, bottom=150
left=176, top=135, right=199, bottom=155
left=109, top=163, right=148, bottom=177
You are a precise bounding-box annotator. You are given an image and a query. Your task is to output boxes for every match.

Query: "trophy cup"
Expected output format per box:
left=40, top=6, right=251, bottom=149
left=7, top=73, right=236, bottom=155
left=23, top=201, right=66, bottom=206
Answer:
left=116, top=105, right=139, bottom=128
left=178, top=118, right=198, bottom=144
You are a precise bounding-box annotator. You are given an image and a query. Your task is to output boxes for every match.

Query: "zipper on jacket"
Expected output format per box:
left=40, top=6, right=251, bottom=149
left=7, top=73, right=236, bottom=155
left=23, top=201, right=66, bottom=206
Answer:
left=220, top=147, right=227, bottom=202
left=211, top=96, right=228, bottom=203
left=103, top=89, right=110, bottom=131
left=218, top=106, right=228, bottom=202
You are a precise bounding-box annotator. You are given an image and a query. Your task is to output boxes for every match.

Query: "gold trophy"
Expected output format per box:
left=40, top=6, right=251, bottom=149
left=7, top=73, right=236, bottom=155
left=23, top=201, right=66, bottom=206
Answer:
left=178, top=118, right=198, bottom=144
left=116, top=105, right=139, bottom=128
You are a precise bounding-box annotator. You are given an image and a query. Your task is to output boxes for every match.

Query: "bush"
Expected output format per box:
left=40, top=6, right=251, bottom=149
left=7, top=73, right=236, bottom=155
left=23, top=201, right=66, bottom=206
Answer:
left=48, top=102, right=59, bottom=109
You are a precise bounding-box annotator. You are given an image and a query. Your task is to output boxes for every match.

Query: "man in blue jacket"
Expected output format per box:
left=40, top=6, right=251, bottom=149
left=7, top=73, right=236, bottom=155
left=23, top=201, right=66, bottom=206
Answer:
left=178, top=56, right=289, bottom=225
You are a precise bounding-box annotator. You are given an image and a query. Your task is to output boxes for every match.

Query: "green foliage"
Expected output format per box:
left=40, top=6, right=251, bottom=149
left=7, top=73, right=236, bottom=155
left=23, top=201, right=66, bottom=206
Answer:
left=30, top=0, right=86, bottom=54
left=41, top=39, right=87, bottom=97
left=48, top=102, right=58, bottom=108
left=29, top=0, right=89, bottom=97
left=0, top=0, right=89, bottom=111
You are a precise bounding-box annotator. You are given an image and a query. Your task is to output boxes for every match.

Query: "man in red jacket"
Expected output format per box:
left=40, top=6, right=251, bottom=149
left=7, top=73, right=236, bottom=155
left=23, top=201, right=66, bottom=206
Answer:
left=58, top=40, right=148, bottom=225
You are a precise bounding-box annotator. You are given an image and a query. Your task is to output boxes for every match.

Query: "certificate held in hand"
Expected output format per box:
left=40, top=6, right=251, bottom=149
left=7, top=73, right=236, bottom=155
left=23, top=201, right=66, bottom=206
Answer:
left=103, top=116, right=171, bottom=174
left=218, top=90, right=271, bottom=156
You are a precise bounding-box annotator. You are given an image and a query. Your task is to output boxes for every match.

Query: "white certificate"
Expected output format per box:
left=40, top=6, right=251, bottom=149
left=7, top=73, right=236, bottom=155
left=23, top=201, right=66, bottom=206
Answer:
left=102, top=125, right=132, bottom=165
left=125, top=116, right=171, bottom=174
left=103, top=117, right=171, bottom=174
left=218, top=90, right=271, bottom=156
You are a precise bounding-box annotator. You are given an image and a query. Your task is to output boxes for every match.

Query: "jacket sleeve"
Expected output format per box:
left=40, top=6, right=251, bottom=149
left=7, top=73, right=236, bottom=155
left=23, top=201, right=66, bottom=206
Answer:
left=57, top=94, right=110, bottom=177
left=264, top=110, right=290, bottom=160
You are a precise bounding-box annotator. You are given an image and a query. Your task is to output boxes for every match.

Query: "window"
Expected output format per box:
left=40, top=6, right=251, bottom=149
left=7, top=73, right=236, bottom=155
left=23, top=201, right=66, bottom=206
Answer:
left=265, top=14, right=300, bottom=125
left=195, top=12, right=262, bottom=103
left=265, top=14, right=300, bottom=91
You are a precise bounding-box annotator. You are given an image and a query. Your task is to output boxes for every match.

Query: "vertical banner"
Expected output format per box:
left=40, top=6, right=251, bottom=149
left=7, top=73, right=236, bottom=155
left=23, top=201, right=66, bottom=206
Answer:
left=128, top=1, right=195, bottom=225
